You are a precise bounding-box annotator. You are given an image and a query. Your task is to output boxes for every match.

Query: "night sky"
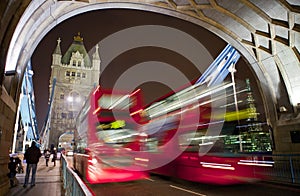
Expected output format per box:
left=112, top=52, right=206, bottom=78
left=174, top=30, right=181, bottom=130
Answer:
left=31, top=9, right=257, bottom=132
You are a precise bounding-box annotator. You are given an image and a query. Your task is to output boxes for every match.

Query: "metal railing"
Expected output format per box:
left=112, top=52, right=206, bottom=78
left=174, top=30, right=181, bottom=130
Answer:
left=60, top=152, right=300, bottom=195
left=254, top=154, right=300, bottom=185
left=61, top=155, right=93, bottom=196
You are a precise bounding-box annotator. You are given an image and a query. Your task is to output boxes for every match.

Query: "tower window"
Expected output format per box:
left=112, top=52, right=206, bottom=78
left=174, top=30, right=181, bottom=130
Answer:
left=61, top=113, right=67, bottom=119
left=71, top=72, right=76, bottom=77
left=68, top=112, right=74, bottom=119
left=66, top=71, right=70, bottom=76
left=60, top=94, right=64, bottom=99
left=73, top=60, right=76, bottom=66
left=82, top=73, right=86, bottom=78
left=77, top=72, right=81, bottom=77
left=78, top=61, right=81, bottom=67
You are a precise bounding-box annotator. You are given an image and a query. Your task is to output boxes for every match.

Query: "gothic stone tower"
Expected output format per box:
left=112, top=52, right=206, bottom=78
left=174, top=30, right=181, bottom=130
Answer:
left=49, top=33, right=100, bottom=147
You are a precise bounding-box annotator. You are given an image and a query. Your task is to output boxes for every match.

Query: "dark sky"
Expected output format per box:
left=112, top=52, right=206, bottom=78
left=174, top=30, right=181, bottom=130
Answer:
left=31, top=9, right=257, bottom=132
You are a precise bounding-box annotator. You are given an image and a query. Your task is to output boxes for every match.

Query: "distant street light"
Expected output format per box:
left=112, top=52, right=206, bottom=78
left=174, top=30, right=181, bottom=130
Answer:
left=67, top=96, right=73, bottom=103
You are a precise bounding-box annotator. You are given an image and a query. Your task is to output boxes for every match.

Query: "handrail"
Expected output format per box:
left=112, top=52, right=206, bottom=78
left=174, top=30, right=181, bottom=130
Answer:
left=61, top=154, right=93, bottom=196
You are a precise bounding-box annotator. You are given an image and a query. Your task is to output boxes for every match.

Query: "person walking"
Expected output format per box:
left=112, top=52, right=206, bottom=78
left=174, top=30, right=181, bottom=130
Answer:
left=15, top=155, right=24, bottom=174
left=8, top=157, right=18, bottom=187
left=44, top=149, right=50, bottom=167
left=23, top=141, right=42, bottom=188
left=51, top=147, right=57, bottom=166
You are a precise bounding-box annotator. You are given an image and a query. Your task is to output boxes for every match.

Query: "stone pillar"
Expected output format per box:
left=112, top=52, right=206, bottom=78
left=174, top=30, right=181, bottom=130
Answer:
left=0, top=85, right=16, bottom=195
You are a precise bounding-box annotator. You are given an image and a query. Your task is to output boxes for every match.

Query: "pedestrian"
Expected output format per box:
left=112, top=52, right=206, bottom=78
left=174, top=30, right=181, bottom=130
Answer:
left=51, top=147, right=57, bottom=166
left=23, top=141, right=42, bottom=188
left=8, top=157, right=18, bottom=187
left=44, top=149, right=50, bottom=167
left=14, top=155, right=23, bottom=173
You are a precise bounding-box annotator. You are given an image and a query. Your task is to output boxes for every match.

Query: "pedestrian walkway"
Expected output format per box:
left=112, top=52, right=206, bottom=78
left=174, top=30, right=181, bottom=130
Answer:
left=7, top=157, right=63, bottom=196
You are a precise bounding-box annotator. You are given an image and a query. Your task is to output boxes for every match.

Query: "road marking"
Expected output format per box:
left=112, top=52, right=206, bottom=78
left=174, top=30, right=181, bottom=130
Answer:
left=170, top=185, right=206, bottom=196
left=146, top=177, right=155, bottom=182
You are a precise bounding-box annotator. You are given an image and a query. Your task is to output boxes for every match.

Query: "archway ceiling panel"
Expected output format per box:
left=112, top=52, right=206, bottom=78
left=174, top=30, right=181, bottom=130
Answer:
left=6, top=0, right=300, bottom=117
left=50, top=0, right=297, bottom=108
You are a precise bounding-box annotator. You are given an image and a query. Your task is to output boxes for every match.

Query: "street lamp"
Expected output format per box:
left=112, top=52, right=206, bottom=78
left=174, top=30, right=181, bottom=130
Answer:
left=228, top=63, right=239, bottom=119
left=228, top=63, right=243, bottom=152
left=67, top=92, right=81, bottom=131
left=67, top=96, right=73, bottom=103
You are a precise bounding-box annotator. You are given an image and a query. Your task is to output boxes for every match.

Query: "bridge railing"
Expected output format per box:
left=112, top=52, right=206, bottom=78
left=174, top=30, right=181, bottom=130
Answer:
left=61, top=154, right=93, bottom=196
left=61, top=152, right=300, bottom=193
left=254, top=154, right=300, bottom=185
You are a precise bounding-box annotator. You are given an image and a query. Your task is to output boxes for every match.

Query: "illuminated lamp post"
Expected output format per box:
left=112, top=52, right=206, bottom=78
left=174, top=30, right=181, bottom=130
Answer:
left=228, top=63, right=239, bottom=121
left=67, top=95, right=75, bottom=129
left=67, top=93, right=81, bottom=130
left=228, top=63, right=243, bottom=152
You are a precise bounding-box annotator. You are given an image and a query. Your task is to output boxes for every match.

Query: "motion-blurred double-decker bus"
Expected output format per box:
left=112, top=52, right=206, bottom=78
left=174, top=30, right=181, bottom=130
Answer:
left=136, top=80, right=273, bottom=185
left=74, top=86, right=148, bottom=184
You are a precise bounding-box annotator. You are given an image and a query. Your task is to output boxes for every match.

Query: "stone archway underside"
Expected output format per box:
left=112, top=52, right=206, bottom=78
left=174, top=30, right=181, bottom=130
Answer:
left=2, top=0, right=300, bottom=154
left=5, top=0, right=300, bottom=117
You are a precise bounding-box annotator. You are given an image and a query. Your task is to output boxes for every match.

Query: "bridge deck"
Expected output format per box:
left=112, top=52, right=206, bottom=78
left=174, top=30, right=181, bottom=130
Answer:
left=7, top=157, right=63, bottom=196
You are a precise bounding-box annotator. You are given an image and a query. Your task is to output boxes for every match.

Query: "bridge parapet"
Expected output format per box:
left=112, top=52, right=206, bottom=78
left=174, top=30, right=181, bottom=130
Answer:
left=61, top=155, right=93, bottom=195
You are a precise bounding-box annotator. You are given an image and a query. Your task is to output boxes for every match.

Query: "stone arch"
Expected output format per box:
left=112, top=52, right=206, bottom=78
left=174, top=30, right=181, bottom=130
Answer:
left=5, top=1, right=276, bottom=119
left=2, top=1, right=300, bottom=155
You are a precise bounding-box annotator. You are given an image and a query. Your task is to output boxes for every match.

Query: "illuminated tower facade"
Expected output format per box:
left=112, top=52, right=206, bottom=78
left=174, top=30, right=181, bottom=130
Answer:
left=48, top=33, right=100, bottom=147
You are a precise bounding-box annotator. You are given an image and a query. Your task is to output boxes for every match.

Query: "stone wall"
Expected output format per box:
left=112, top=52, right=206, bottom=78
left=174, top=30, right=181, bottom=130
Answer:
left=275, top=114, right=300, bottom=154
left=0, top=86, right=16, bottom=196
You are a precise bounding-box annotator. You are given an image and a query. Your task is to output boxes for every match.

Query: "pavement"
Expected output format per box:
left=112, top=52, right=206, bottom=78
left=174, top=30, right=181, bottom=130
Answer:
left=7, top=157, right=63, bottom=196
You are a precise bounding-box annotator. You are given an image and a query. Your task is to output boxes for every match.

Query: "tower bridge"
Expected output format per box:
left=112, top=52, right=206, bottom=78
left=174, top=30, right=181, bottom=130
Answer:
left=0, top=0, right=300, bottom=194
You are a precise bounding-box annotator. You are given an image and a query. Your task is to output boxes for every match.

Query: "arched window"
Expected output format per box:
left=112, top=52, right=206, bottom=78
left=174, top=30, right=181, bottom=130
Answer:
left=72, top=60, right=76, bottom=66
left=61, top=113, right=67, bottom=119
left=78, top=61, right=81, bottom=67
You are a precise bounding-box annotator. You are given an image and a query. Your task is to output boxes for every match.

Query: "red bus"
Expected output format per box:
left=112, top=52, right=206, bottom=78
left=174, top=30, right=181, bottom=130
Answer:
left=74, top=86, right=148, bottom=184
left=135, top=81, right=273, bottom=185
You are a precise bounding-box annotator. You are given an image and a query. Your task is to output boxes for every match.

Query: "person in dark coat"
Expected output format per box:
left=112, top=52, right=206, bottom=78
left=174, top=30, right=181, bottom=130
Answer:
left=44, top=148, right=50, bottom=167
left=51, top=147, right=57, bottom=166
left=8, top=157, right=18, bottom=187
left=23, top=141, right=42, bottom=187
left=15, top=156, right=23, bottom=173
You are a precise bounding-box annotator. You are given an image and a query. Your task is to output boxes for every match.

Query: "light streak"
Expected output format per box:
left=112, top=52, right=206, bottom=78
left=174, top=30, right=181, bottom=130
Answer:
left=109, top=95, right=129, bottom=109
left=200, top=162, right=235, bottom=170
left=130, top=109, right=143, bottom=116
left=238, top=160, right=274, bottom=167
